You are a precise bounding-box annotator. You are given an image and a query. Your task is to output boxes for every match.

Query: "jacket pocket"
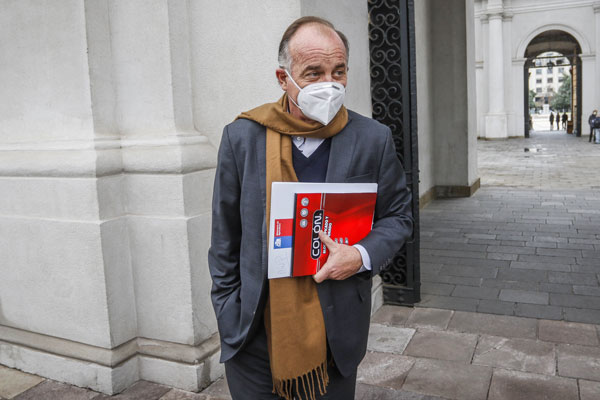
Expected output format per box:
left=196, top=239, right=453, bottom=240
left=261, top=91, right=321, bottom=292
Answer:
left=345, top=172, right=375, bottom=183
left=356, top=274, right=373, bottom=303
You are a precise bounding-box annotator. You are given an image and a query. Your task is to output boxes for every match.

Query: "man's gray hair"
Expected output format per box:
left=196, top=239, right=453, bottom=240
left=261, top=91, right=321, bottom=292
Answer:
left=278, top=16, right=349, bottom=71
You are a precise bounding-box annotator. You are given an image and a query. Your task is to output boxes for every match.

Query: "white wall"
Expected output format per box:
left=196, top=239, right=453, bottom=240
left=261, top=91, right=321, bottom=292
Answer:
left=0, top=0, right=378, bottom=394
left=414, top=0, right=435, bottom=197
left=190, top=0, right=301, bottom=146
left=0, top=0, right=95, bottom=143
left=475, top=0, right=598, bottom=137
left=596, top=6, right=600, bottom=109
left=0, top=0, right=132, bottom=350
left=0, top=0, right=225, bottom=394
left=301, top=0, right=372, bottom=118
left=189, top=0, right=372, bottom=148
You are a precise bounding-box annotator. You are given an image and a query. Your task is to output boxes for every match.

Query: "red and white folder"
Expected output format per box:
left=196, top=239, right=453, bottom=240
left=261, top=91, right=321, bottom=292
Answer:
left=268, top=182, right=377, bottom=279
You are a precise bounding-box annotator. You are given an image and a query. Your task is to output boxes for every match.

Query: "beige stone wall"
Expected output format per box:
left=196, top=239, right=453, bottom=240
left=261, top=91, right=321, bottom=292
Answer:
left=0, top=0, right=375, bottom=394
left=415, top=0, right=479, bottom=198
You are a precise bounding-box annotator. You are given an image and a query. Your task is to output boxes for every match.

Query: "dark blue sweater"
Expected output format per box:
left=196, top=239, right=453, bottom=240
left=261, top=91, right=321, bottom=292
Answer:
left=292, top=139, right=331, bottom=182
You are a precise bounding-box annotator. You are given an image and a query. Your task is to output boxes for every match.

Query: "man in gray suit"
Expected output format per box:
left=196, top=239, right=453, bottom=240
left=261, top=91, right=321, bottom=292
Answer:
left=208, top=16, right=413, bottom=400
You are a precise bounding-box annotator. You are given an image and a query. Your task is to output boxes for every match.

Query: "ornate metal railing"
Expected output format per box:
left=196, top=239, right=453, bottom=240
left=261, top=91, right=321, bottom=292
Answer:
left=368, top=0, right=420, bottom=305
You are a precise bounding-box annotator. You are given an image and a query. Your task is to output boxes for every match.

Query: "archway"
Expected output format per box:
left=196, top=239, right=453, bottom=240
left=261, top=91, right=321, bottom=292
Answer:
left=523, top=30, right=582, bottom=138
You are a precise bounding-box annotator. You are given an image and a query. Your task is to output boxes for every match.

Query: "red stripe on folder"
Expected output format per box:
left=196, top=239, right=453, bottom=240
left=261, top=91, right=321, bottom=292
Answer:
left=275, top=219, right=294, bottom=237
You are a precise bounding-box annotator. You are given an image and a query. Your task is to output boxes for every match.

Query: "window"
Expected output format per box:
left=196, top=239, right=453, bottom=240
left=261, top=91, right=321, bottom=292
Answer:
left=547, top=77, right=553, bottom=83
left=558, top=67, right=565, bottom=73
left=536, top=79, right=542, bottom=84
left=548, top=87, right=554, bottom=93
left=559, top=77, right=564, bottom=83
left=535, top=97, right=541, bottom=102
left=547, top=67, right=553, bottom=73
left=536, top=69, right=542, bottom=75
left=536, top=88, right=542, bottom=93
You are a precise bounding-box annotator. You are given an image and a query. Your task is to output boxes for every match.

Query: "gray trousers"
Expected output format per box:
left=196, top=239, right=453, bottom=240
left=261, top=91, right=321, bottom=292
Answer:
left=225, top=323, right=357, bottom=400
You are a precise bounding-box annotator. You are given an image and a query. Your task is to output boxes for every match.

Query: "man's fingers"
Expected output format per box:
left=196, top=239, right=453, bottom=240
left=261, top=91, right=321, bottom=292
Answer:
left=313, top=265, right=329, bottom=283
left=314, top=232, right=333, bottom=283
left=318, top=230, right=336, bottom=250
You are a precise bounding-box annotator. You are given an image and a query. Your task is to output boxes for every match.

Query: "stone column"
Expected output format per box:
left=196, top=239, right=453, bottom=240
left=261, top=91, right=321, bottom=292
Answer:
left=0, top=0, right=220, bottom=395
left=595, top=2, right=600, bottom=110
left=581, top=54, right=596, bottom=128
left=511, top=58, right=527, bottom=137
left=503, top=13, right=514, bottom=134
left=0, top=1, right=136, bottom=394
left=465, top=0, right=478, bottom=185
left=477, top=14, right=489, bottom=137
left=108, top=1, right=222, bottom=392
left=2, top=0, right=381, bottom=395
left=484, top=0, right=508, bottom=139
left=428, top=0, right=479, bottom=196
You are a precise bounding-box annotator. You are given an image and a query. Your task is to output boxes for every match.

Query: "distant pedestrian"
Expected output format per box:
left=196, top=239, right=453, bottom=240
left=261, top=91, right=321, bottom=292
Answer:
left=589, top=110, right=598, bottom=142
left=556, top=114, right=560, bottom=130
left=561, top=112, right=568, bottom=130
left=549, top=112, right=554, bottom=130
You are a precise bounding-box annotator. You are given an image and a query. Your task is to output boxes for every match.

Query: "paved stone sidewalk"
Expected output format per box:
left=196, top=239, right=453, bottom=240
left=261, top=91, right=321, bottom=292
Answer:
left=420, top=186, right=600, bottom=323
left=421, top=130, right=600, bottom=322
left=3, top=306, right=600, bottom=399
left=478, top=130, right=600, bottom=189
left=362, top=306, right=600, bottom=399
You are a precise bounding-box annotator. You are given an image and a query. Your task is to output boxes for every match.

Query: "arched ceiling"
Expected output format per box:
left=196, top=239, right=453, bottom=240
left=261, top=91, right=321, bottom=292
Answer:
left=525, top=30, right=581, bottom=59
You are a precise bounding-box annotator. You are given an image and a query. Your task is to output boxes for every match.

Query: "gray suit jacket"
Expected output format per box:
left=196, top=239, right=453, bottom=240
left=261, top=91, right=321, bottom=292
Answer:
left=208, top=110, right=413, bottom=377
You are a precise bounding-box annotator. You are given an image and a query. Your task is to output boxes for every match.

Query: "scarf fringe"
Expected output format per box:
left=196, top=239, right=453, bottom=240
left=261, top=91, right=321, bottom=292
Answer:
left=272, top=361, right=330, bottom=400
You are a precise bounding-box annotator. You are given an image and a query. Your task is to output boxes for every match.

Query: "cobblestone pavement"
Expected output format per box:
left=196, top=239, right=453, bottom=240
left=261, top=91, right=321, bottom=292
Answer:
left=419, top=130, right=600, bottom=322
left=478, top=130, right=600, bottom=189
left=3, top=307, right=600, bottom=399
left=420, top=187, right=600, bottom=323
left=360, top=306, right=600, bottom=399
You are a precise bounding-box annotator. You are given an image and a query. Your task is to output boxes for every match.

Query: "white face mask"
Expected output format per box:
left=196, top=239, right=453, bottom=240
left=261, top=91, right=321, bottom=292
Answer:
left=285, top=70, right=346, bottom=125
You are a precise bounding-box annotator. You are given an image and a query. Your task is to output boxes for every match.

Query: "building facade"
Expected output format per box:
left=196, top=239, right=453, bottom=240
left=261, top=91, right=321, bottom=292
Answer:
left=475, top=0, right=600, bottom=138
left=528, top=52, right=571, bottom=111
left=0, top=0, right=478, bottom=395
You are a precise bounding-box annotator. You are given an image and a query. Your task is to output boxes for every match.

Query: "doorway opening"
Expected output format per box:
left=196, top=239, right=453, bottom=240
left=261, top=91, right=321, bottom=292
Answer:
left=523, top=30, right=582, bottom=138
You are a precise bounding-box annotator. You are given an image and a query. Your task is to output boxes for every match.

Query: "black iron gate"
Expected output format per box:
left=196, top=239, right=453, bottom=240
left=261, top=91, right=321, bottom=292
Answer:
left=368, top=0, right=420, bottom=305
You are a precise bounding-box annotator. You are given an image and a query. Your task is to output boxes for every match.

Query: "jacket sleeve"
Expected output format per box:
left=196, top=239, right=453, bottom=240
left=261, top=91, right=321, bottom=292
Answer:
left=207, top=126, right=243, bottom=323
left=357, top=128, right=413, bottom=275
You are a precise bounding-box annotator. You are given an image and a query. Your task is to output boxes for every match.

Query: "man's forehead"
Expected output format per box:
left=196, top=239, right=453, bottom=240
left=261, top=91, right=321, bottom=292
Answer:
left=288, top=23, right=345, bottom=57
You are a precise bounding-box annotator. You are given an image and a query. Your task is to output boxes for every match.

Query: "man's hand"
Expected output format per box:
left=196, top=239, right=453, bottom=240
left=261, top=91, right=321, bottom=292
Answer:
left=313, top=231, right=363, bottom=283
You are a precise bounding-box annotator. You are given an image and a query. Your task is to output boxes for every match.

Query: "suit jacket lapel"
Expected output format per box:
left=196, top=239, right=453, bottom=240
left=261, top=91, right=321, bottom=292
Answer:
left=256, top=129, right=268, bottom=278
left=326, top=114, right=354, bottom=183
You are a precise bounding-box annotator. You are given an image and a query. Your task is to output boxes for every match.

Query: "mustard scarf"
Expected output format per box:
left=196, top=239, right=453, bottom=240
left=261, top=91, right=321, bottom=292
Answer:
left=238, top=94, right=348, bottom=400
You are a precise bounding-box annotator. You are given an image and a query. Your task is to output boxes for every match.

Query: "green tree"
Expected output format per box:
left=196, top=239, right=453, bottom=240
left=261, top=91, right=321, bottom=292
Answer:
left=551, top=74, right=572, bottom=111
left=528, top=89, right=536, bottom=109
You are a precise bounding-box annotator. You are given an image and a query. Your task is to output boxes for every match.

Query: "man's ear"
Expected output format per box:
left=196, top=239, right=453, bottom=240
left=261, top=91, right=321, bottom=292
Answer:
left=275, top=68, right=288, bottom=91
